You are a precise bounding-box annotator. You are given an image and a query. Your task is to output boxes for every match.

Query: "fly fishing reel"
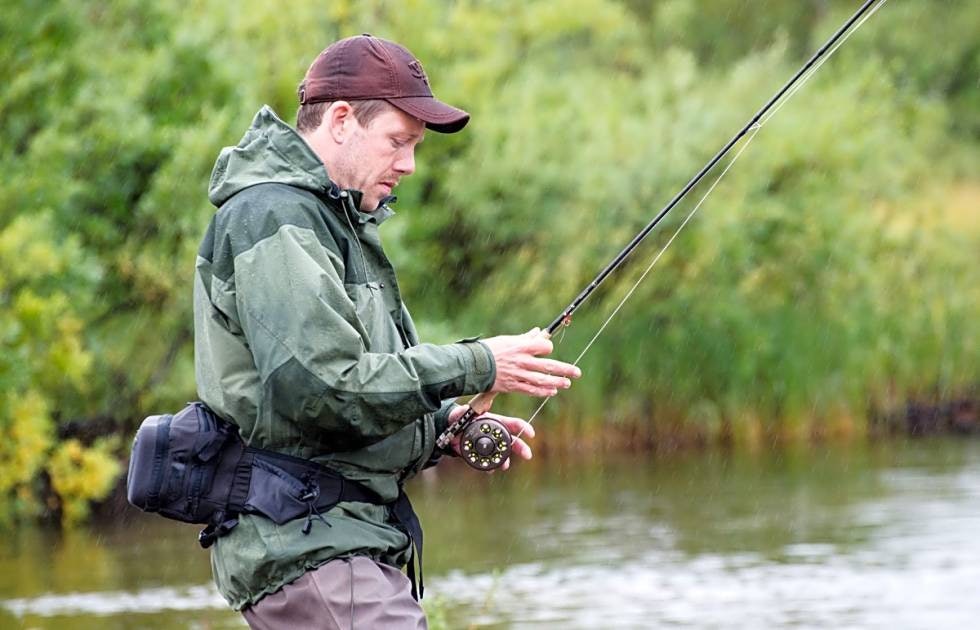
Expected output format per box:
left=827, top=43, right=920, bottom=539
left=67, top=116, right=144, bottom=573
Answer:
left=458, top=418, right=512, bottom=470
left=436, top=408, right=512, bottom=471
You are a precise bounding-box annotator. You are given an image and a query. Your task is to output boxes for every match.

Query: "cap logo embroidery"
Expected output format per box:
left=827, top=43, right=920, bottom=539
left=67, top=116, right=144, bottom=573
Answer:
left=408, top=60, right=429, bottom=86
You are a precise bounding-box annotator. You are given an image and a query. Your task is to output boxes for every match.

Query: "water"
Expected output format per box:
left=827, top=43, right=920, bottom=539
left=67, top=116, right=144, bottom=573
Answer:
left=1, top=438, right=977, bottom=629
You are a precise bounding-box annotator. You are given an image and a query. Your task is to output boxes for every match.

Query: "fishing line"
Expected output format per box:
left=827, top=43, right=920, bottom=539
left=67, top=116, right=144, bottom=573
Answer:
left=517, top=124, right=762, bottom=435
left=758, top=0, right=889, bottom=127
left=515, top=0, right=889, bottom=437
left=437, top=0, right=889, bottom=467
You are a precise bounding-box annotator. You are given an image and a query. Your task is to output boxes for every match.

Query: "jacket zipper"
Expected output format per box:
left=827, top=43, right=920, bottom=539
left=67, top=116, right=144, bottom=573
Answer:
left=339, top=191, right=371, bottom=283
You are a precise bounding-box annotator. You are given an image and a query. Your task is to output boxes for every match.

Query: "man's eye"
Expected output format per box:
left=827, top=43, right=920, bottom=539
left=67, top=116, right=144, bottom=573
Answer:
left=391, top=138, right=405, bottom=149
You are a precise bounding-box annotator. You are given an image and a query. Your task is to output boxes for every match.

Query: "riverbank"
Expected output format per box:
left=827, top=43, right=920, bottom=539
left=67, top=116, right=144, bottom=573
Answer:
left=516, top=395, right=980, bottom=457
left=69, top=395, right=977, bottom=530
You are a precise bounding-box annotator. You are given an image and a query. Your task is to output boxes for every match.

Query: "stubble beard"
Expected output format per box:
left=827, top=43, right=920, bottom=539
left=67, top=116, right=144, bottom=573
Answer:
left=334, top=135, right=382, bottom=212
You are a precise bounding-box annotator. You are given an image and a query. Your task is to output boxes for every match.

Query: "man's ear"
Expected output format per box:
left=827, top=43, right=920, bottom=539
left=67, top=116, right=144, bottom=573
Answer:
left=326, top=101, right=354, bottom=143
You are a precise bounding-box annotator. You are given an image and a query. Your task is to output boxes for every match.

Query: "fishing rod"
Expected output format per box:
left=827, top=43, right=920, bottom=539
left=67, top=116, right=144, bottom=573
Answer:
left=437, top=0, right=887, bottom=470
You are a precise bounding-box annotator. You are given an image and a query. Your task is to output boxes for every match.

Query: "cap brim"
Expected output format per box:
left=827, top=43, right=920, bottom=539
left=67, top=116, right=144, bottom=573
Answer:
left=386, top=96, right=470, bottom=133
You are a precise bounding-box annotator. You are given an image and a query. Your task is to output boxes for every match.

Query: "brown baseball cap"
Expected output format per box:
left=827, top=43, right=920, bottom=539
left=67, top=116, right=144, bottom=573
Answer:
left=298, top=34, right=469, bottom=134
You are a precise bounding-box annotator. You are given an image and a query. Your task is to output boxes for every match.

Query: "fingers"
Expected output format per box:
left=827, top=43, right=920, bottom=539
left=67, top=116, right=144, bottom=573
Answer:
left=513, top=364, right=579, bottom=397
left=519, top=369, right=571, bottom=391
left=486, top=414, right=533, bottom=459
left=496, top=435, right=531, bottom=472
left=520, top=335, right=554, bottom=356
left=509, top=358, right=581, bottom=396
left=447, top=404, right=470, bottom=424
left=483, top=329, right=583, bottom=397
left=519, top=357, right=582, bottom=379
left=511, top=380, right=561, bottom=398
left=487, top=414, right=535, bottom=439
left=510, top=436, right=532, bottom=460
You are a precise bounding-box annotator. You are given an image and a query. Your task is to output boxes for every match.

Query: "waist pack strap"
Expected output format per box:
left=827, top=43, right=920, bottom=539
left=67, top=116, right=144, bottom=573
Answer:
left=391, top=489, right=424, bottom=600
left=246, top=447, right=384, bottom=505
left=198, top=436, right=256, bottom=549
left=255, top=450, right=425, bottom=598
left=228, top=450, right=254, bottom=512
left=198, top=515, right=239, bottom=548
left=146, top=414, right=172, bottom=511
left=196, top=442, right=425, bottom=599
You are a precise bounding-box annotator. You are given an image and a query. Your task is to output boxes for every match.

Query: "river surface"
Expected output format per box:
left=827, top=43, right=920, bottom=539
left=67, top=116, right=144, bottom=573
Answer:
left=1, top=437, right=978, bottom=629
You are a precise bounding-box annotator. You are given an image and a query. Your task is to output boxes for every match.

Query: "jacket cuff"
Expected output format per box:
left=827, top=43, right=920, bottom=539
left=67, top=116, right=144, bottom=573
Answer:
left=433, top=399, right=458, bottom=436
left=453, top=339, right=496, bottom=394
left=429, top=400, right=460, bottom=462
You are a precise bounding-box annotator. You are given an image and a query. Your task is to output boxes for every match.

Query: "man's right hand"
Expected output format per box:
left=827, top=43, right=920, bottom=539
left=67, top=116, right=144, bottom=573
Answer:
left=480, top=328, right=582, bottom=398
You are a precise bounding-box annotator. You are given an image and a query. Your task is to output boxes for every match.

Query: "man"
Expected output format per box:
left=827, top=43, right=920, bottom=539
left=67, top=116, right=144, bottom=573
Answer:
left=194, top=34, right=581, bottom=628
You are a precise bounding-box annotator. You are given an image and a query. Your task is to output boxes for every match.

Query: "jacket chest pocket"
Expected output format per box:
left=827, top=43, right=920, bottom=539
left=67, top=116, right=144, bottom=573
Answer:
left=344, top=282, right=402, bottom=352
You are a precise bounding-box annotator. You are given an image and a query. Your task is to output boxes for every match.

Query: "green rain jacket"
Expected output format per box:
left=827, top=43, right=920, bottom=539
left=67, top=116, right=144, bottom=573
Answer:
left=193, top=106, right=496, bottom=609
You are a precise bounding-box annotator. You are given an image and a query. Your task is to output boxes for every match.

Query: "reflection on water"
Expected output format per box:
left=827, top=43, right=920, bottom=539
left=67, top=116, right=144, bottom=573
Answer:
left=434, top=467, right=979, bottom=629
left=1, top=438, right=978, bottom=629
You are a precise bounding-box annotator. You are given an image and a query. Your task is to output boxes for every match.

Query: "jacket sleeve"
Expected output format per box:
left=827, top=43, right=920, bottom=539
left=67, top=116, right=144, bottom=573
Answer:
left=227, top=200, right=496, bottom=443
left=419, top=400, right=460, bottom=470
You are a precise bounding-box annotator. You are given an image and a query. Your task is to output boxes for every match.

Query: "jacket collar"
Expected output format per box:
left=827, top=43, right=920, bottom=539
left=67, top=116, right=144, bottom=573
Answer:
left=326, top=182, right=397, bottom=226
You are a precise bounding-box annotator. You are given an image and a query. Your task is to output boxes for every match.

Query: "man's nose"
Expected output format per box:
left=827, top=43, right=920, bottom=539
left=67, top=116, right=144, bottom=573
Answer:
left=394, top=148, right=415, bottom=175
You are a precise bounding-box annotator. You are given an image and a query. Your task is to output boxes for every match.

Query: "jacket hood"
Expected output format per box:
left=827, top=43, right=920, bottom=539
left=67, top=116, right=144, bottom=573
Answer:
left=208, top=106, right=330, bottom=207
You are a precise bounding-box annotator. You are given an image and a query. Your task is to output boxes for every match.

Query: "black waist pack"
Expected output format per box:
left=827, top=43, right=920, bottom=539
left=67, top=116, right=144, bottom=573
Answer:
left=127, top=402, right=383, bottom=547
left=126, top=402, right=428, bottom=598
left=127, top=402, right=247, bottom=529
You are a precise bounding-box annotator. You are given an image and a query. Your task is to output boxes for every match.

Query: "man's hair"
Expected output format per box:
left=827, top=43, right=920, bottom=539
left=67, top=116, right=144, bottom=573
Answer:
left=296, top=99, right=391, bottom=134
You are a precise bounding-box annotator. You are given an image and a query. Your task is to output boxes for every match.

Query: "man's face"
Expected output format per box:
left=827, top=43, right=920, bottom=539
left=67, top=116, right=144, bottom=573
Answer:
left=331, top=105, right=425, bottom=212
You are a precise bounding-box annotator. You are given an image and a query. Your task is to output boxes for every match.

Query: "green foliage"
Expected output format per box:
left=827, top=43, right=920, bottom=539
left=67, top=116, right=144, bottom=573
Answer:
left=0, top=1, right=230, bottom=522
left=0, top=391, right=54, bottom=525
left=396, top=1, right=978, bottom=434
left=48, top=438, right=122, bottom=526
left=0, top=0, right=977, bottom=523
left=0, top=211, right=97, bottom=523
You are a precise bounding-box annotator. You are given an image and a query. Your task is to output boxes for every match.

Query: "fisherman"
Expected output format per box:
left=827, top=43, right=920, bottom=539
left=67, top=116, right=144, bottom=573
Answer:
left=193, top=34, right=581, bottom=629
